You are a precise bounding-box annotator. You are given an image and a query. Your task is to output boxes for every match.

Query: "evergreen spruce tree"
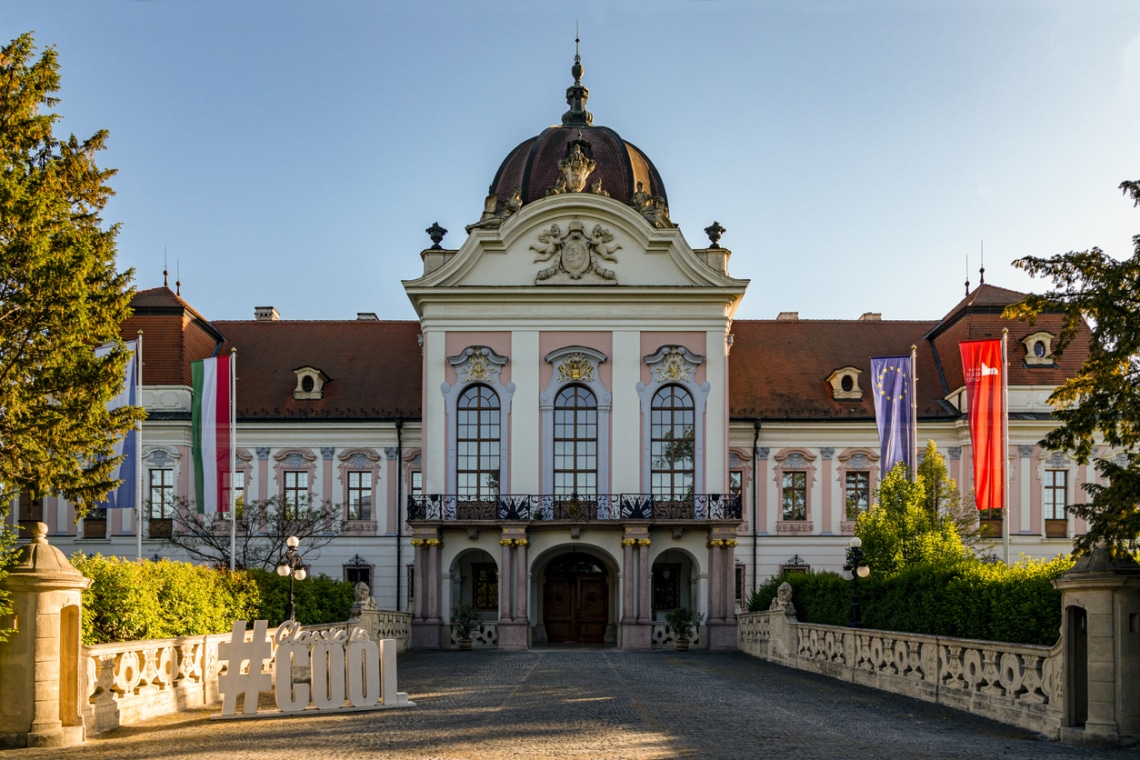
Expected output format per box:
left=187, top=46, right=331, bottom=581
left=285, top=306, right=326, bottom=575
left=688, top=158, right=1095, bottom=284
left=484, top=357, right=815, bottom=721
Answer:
left=0, top=33, right=143, bottom=521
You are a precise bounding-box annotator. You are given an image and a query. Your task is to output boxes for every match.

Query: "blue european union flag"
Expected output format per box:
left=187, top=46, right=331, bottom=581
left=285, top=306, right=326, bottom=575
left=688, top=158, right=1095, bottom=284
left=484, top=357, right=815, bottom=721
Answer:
left=870, top=355, right=914, bottom=480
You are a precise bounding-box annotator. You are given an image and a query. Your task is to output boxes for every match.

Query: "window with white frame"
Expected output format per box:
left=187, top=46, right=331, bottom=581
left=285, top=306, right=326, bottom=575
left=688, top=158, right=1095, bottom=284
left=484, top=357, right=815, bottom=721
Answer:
left=457, top=385, right=500, bottom=499
left=554, top=385, right=598, bottom=496
left=149, top=469, right=175, bottom=518
left=283, top=470, right=309, bottom=514
left=651, top=385, right=695, bottom=498
left=845, top=471, right=870, bottom=520
left=1044, top=469, right=1068, bottom=521
left=729, top=471, right=743, bottom=499
left=346, top=470, right=372, bottom=520
left=782, top=472, right=807, bottom=521
left=221, top=471, right=244, bottom=515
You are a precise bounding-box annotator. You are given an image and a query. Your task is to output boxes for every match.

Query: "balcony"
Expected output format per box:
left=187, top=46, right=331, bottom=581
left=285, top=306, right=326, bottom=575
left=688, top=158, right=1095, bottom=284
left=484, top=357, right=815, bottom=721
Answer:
left=407, top=493, right=742, bottom=523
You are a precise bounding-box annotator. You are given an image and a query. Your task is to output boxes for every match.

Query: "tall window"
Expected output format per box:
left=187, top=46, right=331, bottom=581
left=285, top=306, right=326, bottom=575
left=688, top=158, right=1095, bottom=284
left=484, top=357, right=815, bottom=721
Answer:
left=411, top=471, right=422, bottom=499
left=782, top=472, right=807, bottom=521
left=845, top=471, right=870, bottom=520
left=283, top=470, right=309, bottom=514
left=729, top=471, right=743, bottom=499
left=651, top=385, right=695, bottom=498
left=347, top=471, right=372, bottom=520
left=149, top=469, right=175, bottom=517
left=222, top=471, right=245, bottom=516
left=554, top=385, right=598, bottom=495
left=1044, top=469, right=1068, bottom=520
left=457, top=385, right=500, bottom=499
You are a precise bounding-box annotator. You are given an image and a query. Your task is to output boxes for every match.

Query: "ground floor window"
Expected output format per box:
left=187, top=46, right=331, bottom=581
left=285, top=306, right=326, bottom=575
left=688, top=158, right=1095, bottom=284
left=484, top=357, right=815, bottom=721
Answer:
left=652, top=564, right=681, bottom=612
left=473, top=563, right=498, bottom=610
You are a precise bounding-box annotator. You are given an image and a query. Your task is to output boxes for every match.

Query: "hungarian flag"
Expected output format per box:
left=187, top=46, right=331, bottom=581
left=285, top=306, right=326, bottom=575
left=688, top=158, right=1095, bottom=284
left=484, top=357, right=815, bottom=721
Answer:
left=95, top=340, right=138, bottom=509
left=871, top=355, right=915, bottom=479
left=960, top=339, right=1005, bottom=510
left=192, top=355, right=233, bottom=514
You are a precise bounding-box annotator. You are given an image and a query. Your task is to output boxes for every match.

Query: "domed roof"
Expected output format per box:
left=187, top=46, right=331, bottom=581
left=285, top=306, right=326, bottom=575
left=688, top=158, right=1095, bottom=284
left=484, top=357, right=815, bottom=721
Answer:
left=481, top=53, right=669, bottom=221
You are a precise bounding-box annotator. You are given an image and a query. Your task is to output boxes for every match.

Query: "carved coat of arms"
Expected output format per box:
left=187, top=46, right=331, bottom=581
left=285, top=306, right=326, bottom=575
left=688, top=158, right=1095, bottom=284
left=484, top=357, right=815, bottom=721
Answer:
left=530, top=220, right=621, bottom=283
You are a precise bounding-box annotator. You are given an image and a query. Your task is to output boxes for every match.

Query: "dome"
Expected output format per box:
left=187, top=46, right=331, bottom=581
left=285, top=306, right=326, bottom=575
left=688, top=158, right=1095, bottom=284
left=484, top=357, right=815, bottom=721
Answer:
left=472, top=52, right=670, bottom=230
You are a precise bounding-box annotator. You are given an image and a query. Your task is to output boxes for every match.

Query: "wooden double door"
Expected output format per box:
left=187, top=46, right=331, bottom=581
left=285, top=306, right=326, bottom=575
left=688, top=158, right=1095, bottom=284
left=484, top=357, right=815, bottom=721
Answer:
left=543, top=572, right=609, bottom=643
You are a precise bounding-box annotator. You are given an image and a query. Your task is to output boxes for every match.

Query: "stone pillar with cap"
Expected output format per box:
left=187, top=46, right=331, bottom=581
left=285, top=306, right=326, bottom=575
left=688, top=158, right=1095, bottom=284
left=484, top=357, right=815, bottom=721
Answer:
left=1053, top=539, right=1140, bottom=748
left=0, top=522, right=92, bottom=748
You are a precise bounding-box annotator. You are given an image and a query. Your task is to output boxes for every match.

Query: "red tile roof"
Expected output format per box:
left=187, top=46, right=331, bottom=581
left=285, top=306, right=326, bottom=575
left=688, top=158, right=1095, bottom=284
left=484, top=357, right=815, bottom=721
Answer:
left=214, top=321, right=422, bottom=419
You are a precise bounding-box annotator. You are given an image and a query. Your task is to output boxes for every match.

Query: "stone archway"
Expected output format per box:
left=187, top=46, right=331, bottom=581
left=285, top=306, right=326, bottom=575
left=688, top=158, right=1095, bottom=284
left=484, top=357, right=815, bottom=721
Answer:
left=542, top=552, right=609, bottom=643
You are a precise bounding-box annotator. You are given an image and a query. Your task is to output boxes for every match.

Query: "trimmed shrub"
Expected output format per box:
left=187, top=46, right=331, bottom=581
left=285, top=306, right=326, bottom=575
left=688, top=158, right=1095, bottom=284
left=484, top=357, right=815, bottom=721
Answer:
left=72, top=554, right=260, bottom=645
left=247, top=568, right=356, bottom=627
left=747, top=554, right=1074, bottom=646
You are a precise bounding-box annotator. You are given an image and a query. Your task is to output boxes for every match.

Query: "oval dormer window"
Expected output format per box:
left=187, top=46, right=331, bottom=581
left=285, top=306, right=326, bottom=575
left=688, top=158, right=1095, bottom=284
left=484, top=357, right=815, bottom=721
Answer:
left=841, top=375, right=854, bottom=392
left=301, top=376, right=315, bottom=393
left=1034, top=340, right=1046, bottom=358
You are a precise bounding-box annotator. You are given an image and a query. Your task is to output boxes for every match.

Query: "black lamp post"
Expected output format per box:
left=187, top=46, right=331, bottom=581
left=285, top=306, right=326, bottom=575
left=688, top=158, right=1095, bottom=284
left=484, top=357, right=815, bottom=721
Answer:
left=275, top=535, right=307, bottom=621
left=842, top=537, right=870, bottom=628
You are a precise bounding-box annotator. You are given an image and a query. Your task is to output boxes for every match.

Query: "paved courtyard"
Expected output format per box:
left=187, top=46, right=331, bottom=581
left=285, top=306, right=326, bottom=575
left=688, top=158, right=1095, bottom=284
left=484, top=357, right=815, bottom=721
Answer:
left=9, top=649, right=1138, bottom=759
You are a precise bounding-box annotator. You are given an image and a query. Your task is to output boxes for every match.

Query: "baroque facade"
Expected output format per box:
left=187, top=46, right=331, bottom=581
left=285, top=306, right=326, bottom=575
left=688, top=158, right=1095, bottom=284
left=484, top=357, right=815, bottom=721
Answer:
left=9, top=58, right=1096, bottom=650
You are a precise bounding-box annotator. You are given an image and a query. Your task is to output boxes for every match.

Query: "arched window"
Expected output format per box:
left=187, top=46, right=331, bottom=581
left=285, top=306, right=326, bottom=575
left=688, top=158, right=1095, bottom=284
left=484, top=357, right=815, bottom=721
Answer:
left=554, top=385, right=598, bottom=495
left=651, top=385, right=695, bottom=498
left=457, top=385, right=500, bottom=499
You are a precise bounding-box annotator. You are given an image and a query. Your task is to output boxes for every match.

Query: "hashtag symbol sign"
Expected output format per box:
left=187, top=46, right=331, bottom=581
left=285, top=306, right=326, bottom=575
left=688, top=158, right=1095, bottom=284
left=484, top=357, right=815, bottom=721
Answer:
left=217, top=620, right=273, bottom=716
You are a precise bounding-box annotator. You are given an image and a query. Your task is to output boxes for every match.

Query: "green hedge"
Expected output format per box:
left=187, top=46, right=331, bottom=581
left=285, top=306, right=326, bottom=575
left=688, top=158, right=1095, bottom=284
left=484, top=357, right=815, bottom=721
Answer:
left=72, top=554, right=261, bottom=645
left=246, top=568, right=356, bottom=627
left=747, top=554, right=1074, bottom=646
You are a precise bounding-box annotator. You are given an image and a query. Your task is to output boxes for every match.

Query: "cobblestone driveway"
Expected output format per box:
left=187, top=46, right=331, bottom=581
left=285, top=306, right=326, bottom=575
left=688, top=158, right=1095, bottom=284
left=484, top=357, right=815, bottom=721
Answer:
left=9, top=649, right=1137, bottom=759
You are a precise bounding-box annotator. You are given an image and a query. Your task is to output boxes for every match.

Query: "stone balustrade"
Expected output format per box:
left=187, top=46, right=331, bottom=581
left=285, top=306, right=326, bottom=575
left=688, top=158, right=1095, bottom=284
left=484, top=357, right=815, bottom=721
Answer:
left=82, top=609, right=413, bottom=733
left=84, top=632, right=229, bottom=733
left=738, top=609, right=1063, bottom=738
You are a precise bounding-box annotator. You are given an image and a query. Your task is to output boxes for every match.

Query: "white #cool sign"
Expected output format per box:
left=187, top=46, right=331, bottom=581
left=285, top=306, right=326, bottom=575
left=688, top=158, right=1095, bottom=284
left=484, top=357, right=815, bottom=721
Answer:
left=216, top=620, right=414, bottom=718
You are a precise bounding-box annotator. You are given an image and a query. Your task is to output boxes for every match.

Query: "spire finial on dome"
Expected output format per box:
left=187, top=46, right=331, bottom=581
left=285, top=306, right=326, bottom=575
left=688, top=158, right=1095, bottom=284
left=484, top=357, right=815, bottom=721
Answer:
left=562, top=29, right=593, bottom=127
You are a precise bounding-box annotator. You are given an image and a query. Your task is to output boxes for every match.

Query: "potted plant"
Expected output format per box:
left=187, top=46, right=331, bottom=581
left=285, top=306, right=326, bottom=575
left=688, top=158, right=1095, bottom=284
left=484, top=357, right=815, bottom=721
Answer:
left=451, top=602, right=483, bottom=650
left=665, top=607, right=705, bottom=651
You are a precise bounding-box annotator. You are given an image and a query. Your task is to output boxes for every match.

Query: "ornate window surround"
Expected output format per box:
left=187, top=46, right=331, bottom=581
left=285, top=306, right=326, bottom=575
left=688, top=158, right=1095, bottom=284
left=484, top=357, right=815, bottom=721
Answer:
left=1021, top=331, right=1057, bottom=367
left=637, top=346, right=709, bottom=494
left=272, top=448, right=318, bottom=501
left=541, top=346, right=611, bottom=494
left=337, top=448, right=381, bottom=525
left=836, top=447, right=880, bottom=534
left=293, top=365, right=330, bottom=400
left=143, top=447, right=182, bottom=516
left=441, top=346, right=515, bottom=494
left=773, top=448, right=817, bottom=534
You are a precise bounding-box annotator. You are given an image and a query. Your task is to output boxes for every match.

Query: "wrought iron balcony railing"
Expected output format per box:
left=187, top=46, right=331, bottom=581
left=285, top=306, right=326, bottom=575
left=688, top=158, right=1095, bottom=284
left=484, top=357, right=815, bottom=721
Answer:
left=406, top=493, right=742, bottom=522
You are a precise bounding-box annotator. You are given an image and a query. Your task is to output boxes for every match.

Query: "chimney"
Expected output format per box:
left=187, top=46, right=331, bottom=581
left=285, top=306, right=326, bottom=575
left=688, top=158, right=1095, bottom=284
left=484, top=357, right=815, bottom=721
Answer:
left=254, top=306, right=280, bottom=322
left=356, top=312, right=379, bottom=321
left=858, top=312, right=882, bottom=321
left=776, top=311, right=799, bottom=321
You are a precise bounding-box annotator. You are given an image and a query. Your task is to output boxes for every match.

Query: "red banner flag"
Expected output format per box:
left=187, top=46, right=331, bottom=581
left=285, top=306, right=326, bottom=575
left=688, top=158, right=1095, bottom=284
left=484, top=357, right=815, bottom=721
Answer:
left=960, top=339, right=1005, bottom=510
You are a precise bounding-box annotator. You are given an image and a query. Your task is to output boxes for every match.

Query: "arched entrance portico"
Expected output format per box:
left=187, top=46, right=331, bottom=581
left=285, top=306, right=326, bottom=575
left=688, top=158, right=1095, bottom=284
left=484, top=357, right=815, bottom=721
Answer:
left=541, top=552, right=611, bottom=643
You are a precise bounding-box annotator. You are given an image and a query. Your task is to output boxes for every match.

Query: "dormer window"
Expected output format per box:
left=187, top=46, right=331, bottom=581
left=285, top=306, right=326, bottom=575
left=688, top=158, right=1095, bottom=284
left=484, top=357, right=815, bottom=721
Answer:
left=1020, top=331, right=1056, bottom=367
left=293, top=366, right=329, bottom=400
left=826, top=367, right=863, bottom=400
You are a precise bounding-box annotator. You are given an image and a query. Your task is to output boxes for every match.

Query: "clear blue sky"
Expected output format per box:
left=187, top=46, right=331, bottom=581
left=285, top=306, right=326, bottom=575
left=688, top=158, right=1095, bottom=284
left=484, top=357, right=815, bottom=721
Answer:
left=6, top=1, right=1139, bottom=322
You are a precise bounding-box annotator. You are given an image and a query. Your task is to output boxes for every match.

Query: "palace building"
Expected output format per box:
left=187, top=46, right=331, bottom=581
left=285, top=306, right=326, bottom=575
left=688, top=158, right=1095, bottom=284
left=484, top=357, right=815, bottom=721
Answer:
left=10, top=55, right=1093, bottom=650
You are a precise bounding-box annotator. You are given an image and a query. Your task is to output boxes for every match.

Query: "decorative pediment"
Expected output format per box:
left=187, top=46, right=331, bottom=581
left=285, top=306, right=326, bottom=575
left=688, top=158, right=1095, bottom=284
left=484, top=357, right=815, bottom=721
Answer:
left=273, top=448, right=317, bottom=469
left=531, top=219, right=621, bottom=284
left=837, top=448, right=879, bottom=470
left=144, top=447, right=180, bottom=467
left=644, top=346, right=704, bottom=385
left=448, top=346, right=509, bottom=385
left=545, top=346, right=608, bottom=386
left=338, top=448, right=381, bottom=468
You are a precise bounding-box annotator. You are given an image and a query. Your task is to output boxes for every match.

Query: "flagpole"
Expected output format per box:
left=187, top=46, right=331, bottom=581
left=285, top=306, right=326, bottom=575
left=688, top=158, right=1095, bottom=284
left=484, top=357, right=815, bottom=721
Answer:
left=1002, top=329, right=1010, bottom=564
left=910, top=344, right=918, bottom=483
left=136, top=331, right=144, bottom=560
left=229, top=348, right=237, bottom=572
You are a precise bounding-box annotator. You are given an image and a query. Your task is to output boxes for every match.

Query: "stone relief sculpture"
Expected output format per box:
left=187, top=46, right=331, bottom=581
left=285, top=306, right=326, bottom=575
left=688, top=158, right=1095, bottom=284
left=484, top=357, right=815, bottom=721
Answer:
left=629, top=181, right=673, bottom=229
left=531, top=219, right=621, bottom=283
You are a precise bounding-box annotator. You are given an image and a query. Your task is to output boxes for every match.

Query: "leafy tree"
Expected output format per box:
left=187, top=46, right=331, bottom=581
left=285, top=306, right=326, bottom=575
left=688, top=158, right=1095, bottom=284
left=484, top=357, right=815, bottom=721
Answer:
left=1005, top=180, right=1140, bottom=552
left=855, top=462, right=967, bottom=574
left=162, top=494, right=343, bottom=571
left=917, top=440, right=986, bottom=551
left=0, top=33, right=143, bottom=513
